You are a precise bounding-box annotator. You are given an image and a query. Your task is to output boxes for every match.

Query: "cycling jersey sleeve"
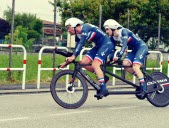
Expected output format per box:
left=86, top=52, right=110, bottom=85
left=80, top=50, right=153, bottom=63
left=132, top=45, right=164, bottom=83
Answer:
left=73, top=35, right=86, bottom=57
left=74, top=36, right=80, bottom=49
left=110, top=37, right=117, bottom=47
left=117, top=29, right=128, bottom=57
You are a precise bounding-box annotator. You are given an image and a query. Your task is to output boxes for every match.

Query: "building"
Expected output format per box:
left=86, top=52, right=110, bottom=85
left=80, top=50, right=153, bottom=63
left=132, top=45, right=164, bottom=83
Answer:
left=33, top=20, right=63, bottom=52
left=42, top=20, right=62, bottom=36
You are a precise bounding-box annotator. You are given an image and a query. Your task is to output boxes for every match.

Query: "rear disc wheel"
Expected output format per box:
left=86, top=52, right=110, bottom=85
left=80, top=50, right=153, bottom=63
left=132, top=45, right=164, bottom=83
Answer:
left=146, top=72, right=169, bottom=107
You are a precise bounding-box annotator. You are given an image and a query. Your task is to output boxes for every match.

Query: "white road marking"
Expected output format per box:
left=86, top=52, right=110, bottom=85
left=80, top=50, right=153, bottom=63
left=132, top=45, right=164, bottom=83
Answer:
left=0, top=117, right=29, bottom=122
left=0, top=110, right=91, bottom=122
left=48, top=110, right=91, bottom=116
left=0, top=93, right=48, bottom=98
left=0, top=106, right=140, bottom=123
left=108, top=106, right=139, bottom=110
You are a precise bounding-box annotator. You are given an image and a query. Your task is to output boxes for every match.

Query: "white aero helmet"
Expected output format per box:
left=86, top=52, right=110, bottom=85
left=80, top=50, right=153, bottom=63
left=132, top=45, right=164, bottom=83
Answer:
left=65, top=17, right=84, bottom=28
left=103, top=19, right=122, bottom=30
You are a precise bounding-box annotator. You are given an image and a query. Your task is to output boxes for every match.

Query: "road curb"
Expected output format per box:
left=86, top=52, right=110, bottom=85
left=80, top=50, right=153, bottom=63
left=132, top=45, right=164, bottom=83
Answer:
left=0, top=85, right=134, bottom=95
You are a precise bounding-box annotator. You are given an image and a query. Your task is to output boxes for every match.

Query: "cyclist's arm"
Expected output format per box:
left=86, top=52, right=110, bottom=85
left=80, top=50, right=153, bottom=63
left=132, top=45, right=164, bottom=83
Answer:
left=117, top=29, right=129, bottom=58
left=109, top=37, right=116, bottom=61
left=73, top=36, right=86, bottom=57
left=74, top=36, right=80, bottom=49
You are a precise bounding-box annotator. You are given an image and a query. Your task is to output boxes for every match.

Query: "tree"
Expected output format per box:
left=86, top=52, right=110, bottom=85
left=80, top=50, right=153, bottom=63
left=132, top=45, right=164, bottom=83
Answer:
left=3, top=7, right=43, bottom=41
left=54, top=0, right=169, bottom=48
left=33, top=19, right=43, bottom=35
left=0, top=18, right=10, bottom=39
left=27, top=30, right=40, bottom=40
left=5, top=26, right=34, bottom=51
left=4, top=7, right=37, bottom=29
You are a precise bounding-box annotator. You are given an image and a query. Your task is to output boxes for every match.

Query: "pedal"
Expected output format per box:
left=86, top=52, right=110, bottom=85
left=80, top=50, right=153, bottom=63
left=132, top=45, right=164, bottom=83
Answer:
left=94, top=94, right=103, bottom=100
left=97, top=97, right=102, bottom=100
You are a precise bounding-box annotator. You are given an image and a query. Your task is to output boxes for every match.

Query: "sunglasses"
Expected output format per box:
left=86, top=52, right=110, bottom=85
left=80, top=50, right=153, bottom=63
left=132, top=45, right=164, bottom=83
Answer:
left=105, top=28, right=115, bottom=31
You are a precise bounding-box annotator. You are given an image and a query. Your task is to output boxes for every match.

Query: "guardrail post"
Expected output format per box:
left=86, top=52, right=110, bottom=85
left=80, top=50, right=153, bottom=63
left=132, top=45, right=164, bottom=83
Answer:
left=0, top=44, right=27, bottom=89
left=37, top=46, right=69, bottom=89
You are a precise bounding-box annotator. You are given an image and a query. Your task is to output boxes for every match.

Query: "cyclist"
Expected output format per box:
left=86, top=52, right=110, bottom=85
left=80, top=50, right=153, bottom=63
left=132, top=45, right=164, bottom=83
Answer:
left=103, top=19, right=149, bottom=96
left=59, top=17, right=115, bottom=97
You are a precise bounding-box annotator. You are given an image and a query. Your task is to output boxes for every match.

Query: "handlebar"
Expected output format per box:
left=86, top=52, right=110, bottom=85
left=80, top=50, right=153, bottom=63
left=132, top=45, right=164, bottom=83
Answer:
left=55, top=48, right=124, bottom=68
left=55, top=49, right=73, bottom=57
left=116, top=58, right=123, bottom=65
left=107, top=58, right=123, bottom=65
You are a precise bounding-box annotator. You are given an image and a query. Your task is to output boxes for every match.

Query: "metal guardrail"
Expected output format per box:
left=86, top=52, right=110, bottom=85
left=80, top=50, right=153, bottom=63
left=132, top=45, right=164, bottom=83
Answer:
left=0, top=44, right=27, bottom=89
left=0, top=45, right=166, bottom=89
left=37, top=46, right=166, bottom=88
left=37, top=46, right=69, bottom=89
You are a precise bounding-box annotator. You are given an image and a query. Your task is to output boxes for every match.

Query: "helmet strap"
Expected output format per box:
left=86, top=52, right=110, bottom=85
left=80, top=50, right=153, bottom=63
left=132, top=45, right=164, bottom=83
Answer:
left=74, top=27, right=77, bottom=35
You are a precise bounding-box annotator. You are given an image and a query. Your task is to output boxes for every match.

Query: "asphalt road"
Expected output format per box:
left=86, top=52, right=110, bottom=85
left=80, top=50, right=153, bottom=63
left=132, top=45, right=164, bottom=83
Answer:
left=0, top=91, right=169, bottom=128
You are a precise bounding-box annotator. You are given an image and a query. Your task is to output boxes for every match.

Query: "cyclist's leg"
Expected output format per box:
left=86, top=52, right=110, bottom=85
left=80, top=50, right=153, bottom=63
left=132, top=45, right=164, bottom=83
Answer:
left=80, top=47, right=97, bottom=72
left=93, top=41, right=114, bottom=97
left=80, top=56, right=93, bottom=72
left=92, top=59, right=104, bottom=80
left=92, top=58, right=109, bottom=97
left=80, top=47, right=110, bottom=84
left=133, top=45, right=148, bottom=94
left=123, top=51, right=137, bottom=76
left=133, top=46, right=148, bottom=79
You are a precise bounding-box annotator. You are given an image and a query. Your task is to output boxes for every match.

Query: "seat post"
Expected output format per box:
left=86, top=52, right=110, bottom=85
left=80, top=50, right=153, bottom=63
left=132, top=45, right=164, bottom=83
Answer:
left=142, top=53, right=149, bottom=73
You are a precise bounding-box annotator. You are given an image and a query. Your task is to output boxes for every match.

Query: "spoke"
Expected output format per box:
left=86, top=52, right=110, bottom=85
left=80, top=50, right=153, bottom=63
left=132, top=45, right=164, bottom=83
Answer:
left=60, top=92, right=69, bottom=102
left=72, top=91, right=82, bottom=102
left=68, top=93, right=72, bottom=104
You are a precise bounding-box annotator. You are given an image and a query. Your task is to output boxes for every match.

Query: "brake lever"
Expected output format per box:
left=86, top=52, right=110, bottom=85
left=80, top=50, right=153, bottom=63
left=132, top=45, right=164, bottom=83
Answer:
left=117, top=58, right=123, bottom=65
left=58, top=60, right=76, bottom=68
left=58, top=61, right=70, bottom=68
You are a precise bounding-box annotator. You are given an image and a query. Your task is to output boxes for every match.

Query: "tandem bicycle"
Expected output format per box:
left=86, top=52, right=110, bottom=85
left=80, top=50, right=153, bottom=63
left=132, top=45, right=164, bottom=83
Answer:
left=50, top=50, right=169, bottom=109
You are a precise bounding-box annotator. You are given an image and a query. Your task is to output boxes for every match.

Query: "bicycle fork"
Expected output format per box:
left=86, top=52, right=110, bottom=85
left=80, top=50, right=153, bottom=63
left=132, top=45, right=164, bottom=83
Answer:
left=70, top=63, right=101, bottom=91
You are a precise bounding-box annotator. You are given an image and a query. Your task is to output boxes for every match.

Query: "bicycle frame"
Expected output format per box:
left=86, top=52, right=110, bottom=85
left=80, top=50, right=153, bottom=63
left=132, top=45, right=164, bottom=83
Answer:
left=67, top=53, right=161, bottom=95
left=72, top=62, right=142, bottom=95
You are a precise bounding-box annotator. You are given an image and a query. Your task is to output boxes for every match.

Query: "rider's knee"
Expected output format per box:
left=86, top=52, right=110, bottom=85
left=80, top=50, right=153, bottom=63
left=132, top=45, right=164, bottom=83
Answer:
left=123, top=60, right=131, bottom=66
left=92, top=60, right=101, bottom=70
left=80, top=56, right=92, bottom=64
left=132, top=63, right=141, bottom=71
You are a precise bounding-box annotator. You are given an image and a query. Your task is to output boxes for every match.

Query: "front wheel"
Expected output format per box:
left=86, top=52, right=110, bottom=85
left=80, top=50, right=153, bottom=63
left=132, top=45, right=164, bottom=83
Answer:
left=50, top=70, right=88, bottom=109
left=146, top=72, right=169, bottom=107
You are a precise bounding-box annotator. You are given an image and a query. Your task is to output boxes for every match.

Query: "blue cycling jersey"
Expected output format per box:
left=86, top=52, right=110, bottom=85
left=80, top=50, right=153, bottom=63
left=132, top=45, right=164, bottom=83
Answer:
left=74, top=23, right=109, bottom=57
left=110, top=28, right=147, bottom=57
left=110, top=28, right=148, bottom=65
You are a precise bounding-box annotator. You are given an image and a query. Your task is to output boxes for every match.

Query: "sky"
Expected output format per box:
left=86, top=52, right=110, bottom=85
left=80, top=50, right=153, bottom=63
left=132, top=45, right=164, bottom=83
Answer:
left=0, top=0, right=61, bottom=23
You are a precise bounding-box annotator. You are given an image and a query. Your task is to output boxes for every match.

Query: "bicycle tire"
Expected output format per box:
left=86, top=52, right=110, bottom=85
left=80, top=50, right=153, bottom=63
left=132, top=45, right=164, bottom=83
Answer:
left=146, top=72, right=169, bottom=107
left=50, top=70, right=88, bottom=109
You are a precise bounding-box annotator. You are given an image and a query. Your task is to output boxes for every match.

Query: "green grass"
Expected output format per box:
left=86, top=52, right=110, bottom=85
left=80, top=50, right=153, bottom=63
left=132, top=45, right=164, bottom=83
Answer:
left=0, top=53, right=66, bottom=84
left=0, top=53, right=168, bottom=84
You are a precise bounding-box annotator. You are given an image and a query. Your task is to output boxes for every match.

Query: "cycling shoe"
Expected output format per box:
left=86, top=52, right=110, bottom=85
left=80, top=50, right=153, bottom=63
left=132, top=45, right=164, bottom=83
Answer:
left=94, top=89, right=109, bottom=98
left=137, top=90, right=147, bottom=99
